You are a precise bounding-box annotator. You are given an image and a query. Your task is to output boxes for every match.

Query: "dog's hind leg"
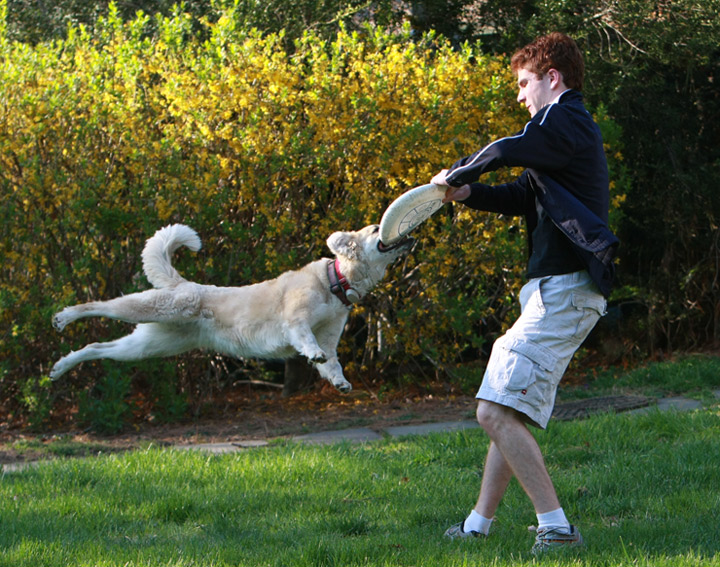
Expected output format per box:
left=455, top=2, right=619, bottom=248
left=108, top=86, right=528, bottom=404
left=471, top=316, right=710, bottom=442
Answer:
left=50, top=323, right=193, bottom=379
left=53, top=288, right=203, bottom=331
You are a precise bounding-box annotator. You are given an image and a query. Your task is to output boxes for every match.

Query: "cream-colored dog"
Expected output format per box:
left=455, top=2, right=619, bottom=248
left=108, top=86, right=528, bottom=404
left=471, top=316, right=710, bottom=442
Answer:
left=50, top=224, right=413, bottom=392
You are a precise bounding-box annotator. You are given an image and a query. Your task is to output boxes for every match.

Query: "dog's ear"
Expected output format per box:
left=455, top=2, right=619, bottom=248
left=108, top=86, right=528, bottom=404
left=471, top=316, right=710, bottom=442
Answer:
left=327, top=231, right=359, bottom=259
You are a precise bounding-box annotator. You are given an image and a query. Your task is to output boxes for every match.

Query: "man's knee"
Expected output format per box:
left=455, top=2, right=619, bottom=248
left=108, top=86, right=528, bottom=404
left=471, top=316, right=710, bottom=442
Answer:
left=476, top=400, right=521, bottom=436
left=476, top=400, right=499, bottom=430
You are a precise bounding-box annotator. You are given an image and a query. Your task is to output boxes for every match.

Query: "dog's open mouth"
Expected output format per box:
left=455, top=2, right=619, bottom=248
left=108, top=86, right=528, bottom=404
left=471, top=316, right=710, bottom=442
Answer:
left=377, top=236, right=415, bottom=253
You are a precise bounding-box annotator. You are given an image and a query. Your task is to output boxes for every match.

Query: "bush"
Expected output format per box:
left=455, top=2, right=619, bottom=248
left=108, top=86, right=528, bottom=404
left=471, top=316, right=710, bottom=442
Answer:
left=0, top=3, right=625, bottom=428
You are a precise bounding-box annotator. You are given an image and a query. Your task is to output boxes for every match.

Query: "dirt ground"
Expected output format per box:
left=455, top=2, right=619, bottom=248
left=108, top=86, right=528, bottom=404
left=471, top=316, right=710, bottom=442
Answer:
left=0, top=385, right=479, bottom=465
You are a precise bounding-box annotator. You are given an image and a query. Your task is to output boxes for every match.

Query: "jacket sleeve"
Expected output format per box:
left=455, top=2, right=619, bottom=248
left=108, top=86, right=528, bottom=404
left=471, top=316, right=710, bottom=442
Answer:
left=461, top=171, right=534, bottom=216
left=445, top=105, right=575, bottom=187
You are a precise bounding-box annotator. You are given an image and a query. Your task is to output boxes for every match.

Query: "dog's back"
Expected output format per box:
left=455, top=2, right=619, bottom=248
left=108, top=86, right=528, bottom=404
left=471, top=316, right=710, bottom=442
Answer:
left=142, top=224, right=202, bottom=288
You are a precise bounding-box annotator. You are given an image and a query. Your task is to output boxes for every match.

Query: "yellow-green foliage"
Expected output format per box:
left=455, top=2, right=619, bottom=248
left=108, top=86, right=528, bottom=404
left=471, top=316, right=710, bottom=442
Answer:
left=0, top=3, right=624, bottom=421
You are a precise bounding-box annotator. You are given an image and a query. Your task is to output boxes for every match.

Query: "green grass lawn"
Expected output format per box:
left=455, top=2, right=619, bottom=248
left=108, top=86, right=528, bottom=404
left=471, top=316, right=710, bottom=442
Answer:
left=561, top=353, right=720, bottom=403
left=2, top=355, right=720, bottom=566
left=2, top=407, right=719, bottom=566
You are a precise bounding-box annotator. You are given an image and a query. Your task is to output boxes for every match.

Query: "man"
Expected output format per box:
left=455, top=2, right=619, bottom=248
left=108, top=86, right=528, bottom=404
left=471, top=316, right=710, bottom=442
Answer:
left=431, top=32, right=618, bottom=553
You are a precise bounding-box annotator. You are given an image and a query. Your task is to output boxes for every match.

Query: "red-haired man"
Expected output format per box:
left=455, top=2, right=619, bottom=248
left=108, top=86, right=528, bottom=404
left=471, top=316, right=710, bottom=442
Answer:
left=432, top=32, right=618, bottom=553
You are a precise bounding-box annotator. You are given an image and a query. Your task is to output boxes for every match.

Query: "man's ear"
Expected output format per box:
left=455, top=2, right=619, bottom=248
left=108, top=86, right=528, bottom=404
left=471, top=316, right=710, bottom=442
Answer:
left=327, top=231, right=358, bottom=259
left=547, top=68, right=563, bottom=89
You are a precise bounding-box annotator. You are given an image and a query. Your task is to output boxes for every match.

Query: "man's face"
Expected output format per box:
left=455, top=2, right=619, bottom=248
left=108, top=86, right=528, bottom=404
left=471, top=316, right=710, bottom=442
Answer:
left=516, top=67, right=555, bottom=117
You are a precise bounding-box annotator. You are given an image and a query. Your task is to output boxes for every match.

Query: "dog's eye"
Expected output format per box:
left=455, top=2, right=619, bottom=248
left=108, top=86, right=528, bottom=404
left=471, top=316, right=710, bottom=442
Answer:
left=372, top=226, right=379, bottom=233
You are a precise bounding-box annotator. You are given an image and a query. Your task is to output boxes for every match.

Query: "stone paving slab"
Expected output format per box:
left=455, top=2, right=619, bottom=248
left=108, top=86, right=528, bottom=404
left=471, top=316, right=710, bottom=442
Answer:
left=175, top=440, right=269, bottom=454
left=385, top=420, right=479, bottom=438
left=2, top=461, right=40, bottom=474
left=290, top=427, right=384, bottom=445
left=657, top=396, right=704, bottom=411
left=628, top=396, right=704, bottom=415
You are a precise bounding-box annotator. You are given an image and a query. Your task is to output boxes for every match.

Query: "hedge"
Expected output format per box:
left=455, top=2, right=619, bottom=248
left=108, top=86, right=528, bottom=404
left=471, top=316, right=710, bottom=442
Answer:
left=0, top=3, right=626, bottom=428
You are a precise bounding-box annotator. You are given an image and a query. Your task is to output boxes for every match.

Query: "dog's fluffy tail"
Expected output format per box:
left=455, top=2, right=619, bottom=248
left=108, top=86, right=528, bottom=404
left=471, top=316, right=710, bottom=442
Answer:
left=142, top=224, right=202, bottom=288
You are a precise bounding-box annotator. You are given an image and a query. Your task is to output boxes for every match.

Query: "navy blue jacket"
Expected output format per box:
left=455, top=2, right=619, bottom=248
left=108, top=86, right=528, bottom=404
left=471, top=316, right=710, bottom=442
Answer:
left=445, top=90, right=618, bottom=297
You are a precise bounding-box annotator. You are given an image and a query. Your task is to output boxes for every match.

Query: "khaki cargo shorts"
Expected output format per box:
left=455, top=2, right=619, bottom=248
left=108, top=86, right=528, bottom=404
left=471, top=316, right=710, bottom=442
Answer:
left=477, top=271, right=606, bottom=429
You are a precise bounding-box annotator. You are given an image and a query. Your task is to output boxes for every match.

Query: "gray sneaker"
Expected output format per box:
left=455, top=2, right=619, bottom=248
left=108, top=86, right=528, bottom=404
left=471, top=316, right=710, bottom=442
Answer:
left=444, top=521, right=484, bottom=540
left=531, top=525, right=584, bottom=553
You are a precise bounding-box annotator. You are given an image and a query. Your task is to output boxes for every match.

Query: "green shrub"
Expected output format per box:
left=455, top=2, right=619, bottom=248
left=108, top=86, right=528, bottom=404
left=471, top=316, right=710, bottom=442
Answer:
left=0, top=2, right=626, bottom=427
left=77, top=362, right=132, bottom=434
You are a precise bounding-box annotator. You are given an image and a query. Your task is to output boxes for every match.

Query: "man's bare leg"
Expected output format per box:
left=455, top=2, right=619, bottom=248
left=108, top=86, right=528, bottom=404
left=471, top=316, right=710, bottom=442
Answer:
left=475, top=400, right=561, bottom=514
left=474, top=441, right=513, bottom=518
left=447, top=400, right=568, bottom=538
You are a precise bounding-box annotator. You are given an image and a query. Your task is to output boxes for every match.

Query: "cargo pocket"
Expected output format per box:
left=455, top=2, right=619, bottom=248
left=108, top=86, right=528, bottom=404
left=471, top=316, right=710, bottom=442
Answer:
left=489, top=336, right=559, bottom=402
left=571, top=292, right=607, bottom=342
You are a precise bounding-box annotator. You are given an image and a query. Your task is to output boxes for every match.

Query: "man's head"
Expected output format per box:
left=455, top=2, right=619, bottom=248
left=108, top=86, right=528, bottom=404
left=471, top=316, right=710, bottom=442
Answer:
left=511, top=33, right=584, bottom=117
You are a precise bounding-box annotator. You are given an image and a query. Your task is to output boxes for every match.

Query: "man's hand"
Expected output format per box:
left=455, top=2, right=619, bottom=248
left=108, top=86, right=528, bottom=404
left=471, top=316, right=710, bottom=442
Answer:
left=443, top=184, right=471, bottom=204
left=432, top=169, right=470, bottom=203
left=431, top=169, right=450, bottom=186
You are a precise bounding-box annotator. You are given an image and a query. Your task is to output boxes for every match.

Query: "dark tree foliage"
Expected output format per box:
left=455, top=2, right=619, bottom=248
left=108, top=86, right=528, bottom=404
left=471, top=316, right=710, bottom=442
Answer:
left=5, top=0, right=214, bottom=42
left=4, top=0, right=399, bottom=47
left=525, top=0, right=720, bottom=353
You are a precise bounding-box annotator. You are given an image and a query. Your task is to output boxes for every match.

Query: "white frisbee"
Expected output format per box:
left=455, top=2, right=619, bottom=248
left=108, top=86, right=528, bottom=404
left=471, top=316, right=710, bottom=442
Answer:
left=379, top=183, right=446, bottom=245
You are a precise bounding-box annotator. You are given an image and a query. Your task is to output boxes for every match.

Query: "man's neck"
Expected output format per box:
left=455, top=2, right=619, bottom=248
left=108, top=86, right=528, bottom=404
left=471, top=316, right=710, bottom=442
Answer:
left=550, top=88, right=572, bottom=105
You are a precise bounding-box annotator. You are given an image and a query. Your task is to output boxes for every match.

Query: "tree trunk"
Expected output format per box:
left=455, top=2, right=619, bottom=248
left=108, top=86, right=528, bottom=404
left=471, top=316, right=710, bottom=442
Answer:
left=282, top=356, right=314, bottom=397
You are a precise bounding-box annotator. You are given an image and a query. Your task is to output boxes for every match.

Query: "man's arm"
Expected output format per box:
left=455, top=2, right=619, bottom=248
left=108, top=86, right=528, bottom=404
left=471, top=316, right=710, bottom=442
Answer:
left=444, top=106, right=574, bottom=187
left=441, top=172, right=533, bottom=217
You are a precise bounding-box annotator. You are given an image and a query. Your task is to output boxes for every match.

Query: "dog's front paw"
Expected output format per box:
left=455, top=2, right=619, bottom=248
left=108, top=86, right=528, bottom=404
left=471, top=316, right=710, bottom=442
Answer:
left=333, top=379, right=352, bottom=393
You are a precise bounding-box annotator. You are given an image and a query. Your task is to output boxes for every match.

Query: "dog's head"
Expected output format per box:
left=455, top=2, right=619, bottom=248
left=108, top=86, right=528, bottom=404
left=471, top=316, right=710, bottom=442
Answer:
left=327, top=224, right=414, bottom=263
left=327, top=225, right=414, bottom=292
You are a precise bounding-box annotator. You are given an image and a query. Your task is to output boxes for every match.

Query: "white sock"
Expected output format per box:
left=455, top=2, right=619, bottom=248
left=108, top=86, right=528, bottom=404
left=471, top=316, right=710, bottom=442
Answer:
left=463, top=510, right=493, bottom=535
left=536, top=508, right=570, bottom=533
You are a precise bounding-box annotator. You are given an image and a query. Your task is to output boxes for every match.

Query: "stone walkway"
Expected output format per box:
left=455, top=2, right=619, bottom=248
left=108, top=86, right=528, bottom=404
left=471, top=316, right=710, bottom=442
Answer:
left=3, top=392, right=719, bottom=472
left=175, top=391, right=720, bottom=454
left=175, top=419, right=482, bottom=453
